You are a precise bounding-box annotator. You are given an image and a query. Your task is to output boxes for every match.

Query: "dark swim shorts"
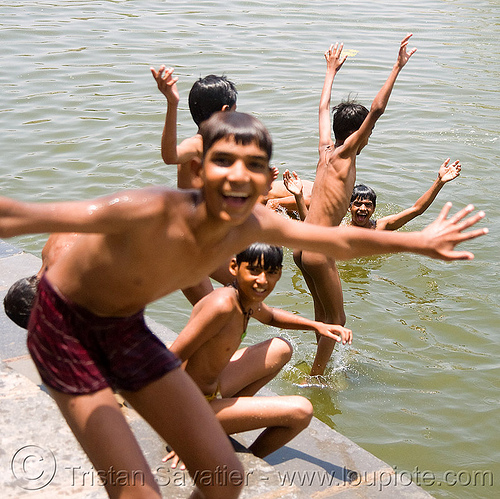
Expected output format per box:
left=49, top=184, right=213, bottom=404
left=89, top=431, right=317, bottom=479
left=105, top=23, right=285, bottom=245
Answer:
left=27, top=275, right=181, bottom=395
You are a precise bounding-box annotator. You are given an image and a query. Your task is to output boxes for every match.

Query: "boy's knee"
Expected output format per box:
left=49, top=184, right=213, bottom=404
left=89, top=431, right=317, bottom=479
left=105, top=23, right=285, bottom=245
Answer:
left=271, top=337, right=293, bottom=365
left=291, top=396, right=313, bottom=428
left=301, top=252, right=327, bottom=272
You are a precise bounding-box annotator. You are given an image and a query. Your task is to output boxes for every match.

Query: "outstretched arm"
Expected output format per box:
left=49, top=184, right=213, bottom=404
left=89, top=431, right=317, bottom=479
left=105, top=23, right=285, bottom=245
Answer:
left=342, top=33, right=417, bottom=156
left=319, top=42, right=347, bottom=149
left=254, top=303, right=352, bottom=344
left=283, top=169, right=309, bottom=220
left=377, top=159, right=461, bottom=231
left=254, top=202, right=487, bottom=262
left=0, top=187, right=171, bottom=238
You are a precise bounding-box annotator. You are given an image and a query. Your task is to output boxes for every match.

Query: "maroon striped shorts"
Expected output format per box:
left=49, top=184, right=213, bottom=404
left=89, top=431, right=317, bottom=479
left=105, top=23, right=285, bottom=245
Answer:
left=27, top=275, right=181, bottom=395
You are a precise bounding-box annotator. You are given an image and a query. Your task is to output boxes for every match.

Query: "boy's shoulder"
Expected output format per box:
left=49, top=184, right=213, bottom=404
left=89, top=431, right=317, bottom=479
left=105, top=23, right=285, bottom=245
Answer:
left=135, top=185, right=203, bottom=219
left=192, top=286, right=247, bottom=326
left=199, top=285, right=240, bottom=315
left=178, top=133, right=203, bottom=163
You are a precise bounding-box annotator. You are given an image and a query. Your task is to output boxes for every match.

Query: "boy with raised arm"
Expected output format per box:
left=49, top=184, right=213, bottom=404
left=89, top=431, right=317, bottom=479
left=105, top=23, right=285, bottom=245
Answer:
left=164, top=243, right=351, bottom=468
left=349, top=158, right=461, bottom=230
left=294, top=34, right=417, bottom=376
left=151, top=67, right=238, bottom=303
left=151, top=67, right=237, bottom=188
left=0, top=111, right=486, bottom=498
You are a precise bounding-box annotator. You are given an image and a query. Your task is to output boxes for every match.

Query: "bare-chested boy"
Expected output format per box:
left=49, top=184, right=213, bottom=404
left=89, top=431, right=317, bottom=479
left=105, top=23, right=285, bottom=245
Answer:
left=164, top=243, right=351, bottom=468
left=151, top=67, right=238, bottom=302
left=294, top=34, right=417, bottom=376
left=349, top=158, right=461, bottom=230
left=0, top=111, right=486, bottom=498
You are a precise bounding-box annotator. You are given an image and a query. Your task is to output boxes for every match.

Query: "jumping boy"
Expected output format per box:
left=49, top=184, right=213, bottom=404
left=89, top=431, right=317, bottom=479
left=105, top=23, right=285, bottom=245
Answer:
left=151, top=66, right=238, bottom=302
left=163, top=243, right=352, bottom=468
left=349, top=158, right=461, bottom=230
left=0, top=111, right=486, bottom=498
left=294, top=34, right=417, bottom=376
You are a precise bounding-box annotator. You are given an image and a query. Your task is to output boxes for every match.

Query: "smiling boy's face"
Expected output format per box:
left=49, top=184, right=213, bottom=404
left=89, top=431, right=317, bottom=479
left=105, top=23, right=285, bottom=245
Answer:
left=201, top=136, right=272, bottom=224
left=350, top=197, right=375, bottom=227
left=230, top=257, right=282, bottom=305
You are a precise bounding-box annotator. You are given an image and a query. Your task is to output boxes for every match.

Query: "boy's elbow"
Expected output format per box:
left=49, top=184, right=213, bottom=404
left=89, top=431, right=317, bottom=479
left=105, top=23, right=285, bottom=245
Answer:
left=369, top=104, right=385, bottom=118
left=161, top=152, right=179, bottom=165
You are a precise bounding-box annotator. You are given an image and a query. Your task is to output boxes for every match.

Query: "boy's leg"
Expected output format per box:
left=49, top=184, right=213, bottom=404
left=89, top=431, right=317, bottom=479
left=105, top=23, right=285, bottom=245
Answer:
left=49, top=386, right=161, bottom=498
left=219, top=337, right=293, bottom=397
left=294, top=250, right=346, bottom=376
left=210, top=395, right=313, bottom=458
left=123, top=366, right=243, bottom=499
left=293, top=249, right=327, bottom=323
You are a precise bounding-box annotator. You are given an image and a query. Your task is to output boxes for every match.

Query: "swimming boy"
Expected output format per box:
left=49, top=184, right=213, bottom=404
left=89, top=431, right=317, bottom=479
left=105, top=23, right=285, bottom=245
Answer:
left=164, top=243, right=351, bottom=468
left=151, top=66, right=238, bottom=302
left=0, top=111, right=486, bottom=498
left=262, top=174, right=314, bottom=218
left=294, top=34, right=417, bottom=376
left=349, top=158, right=461, bottom=230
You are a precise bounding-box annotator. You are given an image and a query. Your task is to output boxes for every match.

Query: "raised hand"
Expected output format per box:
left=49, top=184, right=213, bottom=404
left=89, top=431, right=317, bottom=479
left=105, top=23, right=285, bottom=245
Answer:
left=150, top=65, right=179, bottom=104
left=283, top=169, right=303, bottom=196
left=324, top=41, right=348, bottom=74
left=438, top=158, right=461, bottom=183
left=396, top=33, right=417, bottom=69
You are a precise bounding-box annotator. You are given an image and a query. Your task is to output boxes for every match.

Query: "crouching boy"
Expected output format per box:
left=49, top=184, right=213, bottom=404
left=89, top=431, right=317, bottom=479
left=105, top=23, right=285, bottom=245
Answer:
left=165, top=243, right=351, bottom=467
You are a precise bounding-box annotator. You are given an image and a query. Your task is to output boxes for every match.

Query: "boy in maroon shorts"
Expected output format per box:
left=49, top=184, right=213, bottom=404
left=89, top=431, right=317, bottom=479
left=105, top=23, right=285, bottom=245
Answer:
left=0, top=111, right=487, bottom=499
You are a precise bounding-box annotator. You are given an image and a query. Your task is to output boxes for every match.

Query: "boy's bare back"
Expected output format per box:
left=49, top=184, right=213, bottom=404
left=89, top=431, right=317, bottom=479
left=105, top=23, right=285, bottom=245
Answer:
left=305, top=145, right=357, bottom=226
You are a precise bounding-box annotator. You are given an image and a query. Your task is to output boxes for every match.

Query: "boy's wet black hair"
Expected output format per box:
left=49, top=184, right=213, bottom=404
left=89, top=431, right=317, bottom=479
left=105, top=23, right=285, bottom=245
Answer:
left=189, top=74, right=238, bottom=127
left=200, top=111, right=273, bottom=161
left=236, top=243, right=283, bottom=271
left=3, top=274, right=39, bottom=329
left=332, top=100, right=369, bottom=143
left=350, top=184, right=377, bottom=208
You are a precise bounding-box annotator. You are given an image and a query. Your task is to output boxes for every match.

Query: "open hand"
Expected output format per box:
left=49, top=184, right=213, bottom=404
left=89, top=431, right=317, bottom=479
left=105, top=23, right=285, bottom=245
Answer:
left=283, top=169, right=303, bottom=196
left=438, top=158, right=461, bottom=183
left=151, top=65, right=179, bottom=104
left=325, top=42, right=348, bottom=74
left=396, top=33, right=417, bottom=69
left=420, top=203, right=487, bottom=261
